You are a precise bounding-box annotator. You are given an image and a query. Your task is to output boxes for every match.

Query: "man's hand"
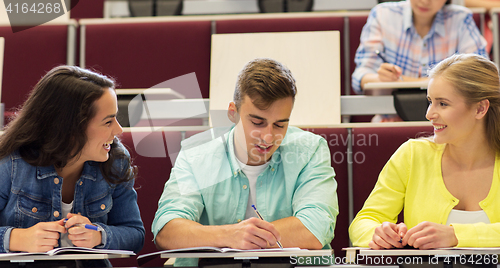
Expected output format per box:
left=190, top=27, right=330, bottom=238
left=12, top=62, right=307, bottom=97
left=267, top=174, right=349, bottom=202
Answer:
left=225, top=217, right=281, bottom=249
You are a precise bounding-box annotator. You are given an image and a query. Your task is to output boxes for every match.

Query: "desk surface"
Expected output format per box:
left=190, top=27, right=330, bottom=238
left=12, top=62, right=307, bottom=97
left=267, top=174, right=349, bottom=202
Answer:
left=364, top=81, right=428, bottom=90
left=160, top=249, right=333, bottom=259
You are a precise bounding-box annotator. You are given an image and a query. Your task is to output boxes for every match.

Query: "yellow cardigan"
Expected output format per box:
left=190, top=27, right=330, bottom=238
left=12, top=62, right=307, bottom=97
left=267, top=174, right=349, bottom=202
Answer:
left=349, top=139, right=500, bottom=247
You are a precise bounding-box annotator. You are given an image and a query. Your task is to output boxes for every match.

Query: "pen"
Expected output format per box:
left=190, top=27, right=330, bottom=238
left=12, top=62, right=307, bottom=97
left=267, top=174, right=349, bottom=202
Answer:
left=64, top=219, right=104, bottom=232
left=375, top=49, right=388, bottom=63
left=375, top=50, right=403, bottom=81
left=251, top=205, right=283, bottom=249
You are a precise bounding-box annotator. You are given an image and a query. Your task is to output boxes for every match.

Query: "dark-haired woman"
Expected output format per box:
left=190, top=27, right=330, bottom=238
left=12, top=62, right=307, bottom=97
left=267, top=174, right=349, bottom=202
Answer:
left=0, top=66, right=144, bottom=266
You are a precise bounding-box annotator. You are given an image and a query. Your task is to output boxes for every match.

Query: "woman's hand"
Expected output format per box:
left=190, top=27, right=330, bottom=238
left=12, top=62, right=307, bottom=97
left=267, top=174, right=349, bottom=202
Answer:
left=377, top=63, right=403, bottom=82
left=402, top=221, right=458, bottom=249
left=369, top=222, right=407, bottom=249
left=9, top=220, right=66, bottom=252
left=64, top=213, right=102, bottom=248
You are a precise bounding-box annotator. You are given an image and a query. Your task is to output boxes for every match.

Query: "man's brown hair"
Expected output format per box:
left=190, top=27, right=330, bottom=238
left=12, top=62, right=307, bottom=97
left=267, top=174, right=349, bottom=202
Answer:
left=234, top=58, right=297, bottom=110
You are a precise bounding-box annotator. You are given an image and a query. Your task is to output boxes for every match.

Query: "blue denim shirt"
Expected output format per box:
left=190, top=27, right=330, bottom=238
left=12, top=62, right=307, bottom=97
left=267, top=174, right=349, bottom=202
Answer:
left=0, top=149, right=145, bottom=253
left=153, top=126, right=339, bottom=266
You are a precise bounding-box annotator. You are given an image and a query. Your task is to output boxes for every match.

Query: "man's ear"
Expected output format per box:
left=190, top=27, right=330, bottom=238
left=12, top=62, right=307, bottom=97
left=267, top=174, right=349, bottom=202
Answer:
left=475, top=99, right=490, bottom=120
left=228, top=102, right=239, bottom=124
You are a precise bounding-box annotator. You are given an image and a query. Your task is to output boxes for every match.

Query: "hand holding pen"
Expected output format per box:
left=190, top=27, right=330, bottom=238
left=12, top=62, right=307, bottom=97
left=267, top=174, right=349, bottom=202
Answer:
left=252, top=205, right=284, bottom=249
left=375, top=50, right=403, bottom=82
left=64, top=213, right=103, bottom=248
left=64, top=219, right=104, bottom=232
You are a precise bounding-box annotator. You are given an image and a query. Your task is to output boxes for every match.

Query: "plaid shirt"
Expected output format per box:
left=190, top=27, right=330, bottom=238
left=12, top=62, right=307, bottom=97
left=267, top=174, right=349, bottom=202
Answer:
left=351, top=1, right=488, bottom=94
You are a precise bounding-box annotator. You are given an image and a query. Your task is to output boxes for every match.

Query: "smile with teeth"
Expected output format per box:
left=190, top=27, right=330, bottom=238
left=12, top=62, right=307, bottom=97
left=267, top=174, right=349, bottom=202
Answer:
left=256, top=144, right=272, bottom=150
left=103, top=140, right=114, bottom=150
left=434, top=125, right=447, bottom=130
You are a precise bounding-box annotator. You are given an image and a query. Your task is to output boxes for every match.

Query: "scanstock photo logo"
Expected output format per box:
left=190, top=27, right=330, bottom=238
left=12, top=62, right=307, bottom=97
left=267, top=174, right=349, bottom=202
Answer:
left=3, top=0, right=79, bottom=32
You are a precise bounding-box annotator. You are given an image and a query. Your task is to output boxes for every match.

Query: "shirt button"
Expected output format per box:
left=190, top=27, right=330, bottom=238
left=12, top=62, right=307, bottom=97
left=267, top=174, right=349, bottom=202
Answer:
left=237, top=219, right=242, bottom=223
left=234, top=171, right=237, bottom=176
left=271, top=168, right=275, bottom=172
left=32, top=207, right=38, bottom=213
left=243, top=185, right=248, bottom=190
left=423, top=43, right=427, bottom=47
left=54, top=178, right=59, bottom=184
left=100, top=204, right=106, bottom=210
left=79, top=181, right=83, bottom=186
left=54, top=211, right=60, bottom=218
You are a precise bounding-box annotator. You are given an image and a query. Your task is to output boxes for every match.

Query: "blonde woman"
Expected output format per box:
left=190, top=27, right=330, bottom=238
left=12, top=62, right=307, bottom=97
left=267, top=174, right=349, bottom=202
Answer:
left=350, top=54, right=500, bottom=249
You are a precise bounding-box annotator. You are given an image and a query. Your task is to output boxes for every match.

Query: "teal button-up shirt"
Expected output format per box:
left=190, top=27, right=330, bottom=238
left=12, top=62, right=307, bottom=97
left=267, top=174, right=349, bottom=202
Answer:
left=153, top=126, right=338, bottom=266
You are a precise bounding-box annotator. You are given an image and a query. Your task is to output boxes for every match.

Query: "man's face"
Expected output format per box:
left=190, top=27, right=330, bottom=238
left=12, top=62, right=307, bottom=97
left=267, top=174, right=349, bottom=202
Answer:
left=229, top=95, right=293, bottom=166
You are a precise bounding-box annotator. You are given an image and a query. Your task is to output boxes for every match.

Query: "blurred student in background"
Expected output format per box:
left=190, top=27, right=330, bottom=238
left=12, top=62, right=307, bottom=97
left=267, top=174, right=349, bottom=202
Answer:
left=352, top=0, right=487, bottom=122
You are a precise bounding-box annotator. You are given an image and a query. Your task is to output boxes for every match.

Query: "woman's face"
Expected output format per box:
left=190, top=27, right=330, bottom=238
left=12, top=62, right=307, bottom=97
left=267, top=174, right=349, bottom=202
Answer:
left=426, top=76, right=481, bottom=146
left=410, top=0, right=447, bottom=22
left=80, top=87, right=123, bottom=163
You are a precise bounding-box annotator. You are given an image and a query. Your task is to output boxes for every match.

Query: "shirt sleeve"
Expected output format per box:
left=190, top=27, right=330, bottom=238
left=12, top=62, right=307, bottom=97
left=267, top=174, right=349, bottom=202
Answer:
left=458, top=12, right=488, bottom=58
left=452, top=223, right=500, bottom=247
left=351, top=6, right=385, bottom=94
left=292, top=138, right=339, bottom=247
left=99, top=176, right=145, bottom=253
left=0, top=156, right=14, bottom=253
left=152, top=149, right=205, bottom=242
left=348, top=141, right=410, bottom=247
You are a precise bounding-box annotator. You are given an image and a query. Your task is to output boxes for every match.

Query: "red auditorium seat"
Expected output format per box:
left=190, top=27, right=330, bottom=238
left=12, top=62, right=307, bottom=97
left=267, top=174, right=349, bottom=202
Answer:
left=82, top=20, right=212, bottom=98
left=69, top=0, right=105, bottom=19
left=307, top=127, right=349, bottom=257
left=116, top=130, right=182, bottom=267
left=0, top=24, right=72, bottom=120
left=351, top=126, right=434, bottom=219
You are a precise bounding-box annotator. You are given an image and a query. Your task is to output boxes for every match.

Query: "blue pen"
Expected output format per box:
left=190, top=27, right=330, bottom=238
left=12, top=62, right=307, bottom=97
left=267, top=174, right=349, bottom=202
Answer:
left=64, top=219, right=104, bottom=232
left=251, top=205, right=283, bottom=249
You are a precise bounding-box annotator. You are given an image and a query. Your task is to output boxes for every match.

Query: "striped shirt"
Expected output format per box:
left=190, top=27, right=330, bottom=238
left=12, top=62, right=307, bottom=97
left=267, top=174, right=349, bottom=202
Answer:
left=351, top=1, right=488, bottom=94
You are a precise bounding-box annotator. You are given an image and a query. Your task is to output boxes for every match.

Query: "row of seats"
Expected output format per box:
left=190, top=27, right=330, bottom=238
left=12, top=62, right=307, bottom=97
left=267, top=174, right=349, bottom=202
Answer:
left=0, top=9, right=487, bottom=124
left=115, top=124, right=433, bottom=266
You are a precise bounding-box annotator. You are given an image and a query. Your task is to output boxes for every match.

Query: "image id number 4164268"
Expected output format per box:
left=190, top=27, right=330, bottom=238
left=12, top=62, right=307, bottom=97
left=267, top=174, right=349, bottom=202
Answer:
left=441, top=254, right=498, bottom=265
left=5, top=2, right=63, bottom=14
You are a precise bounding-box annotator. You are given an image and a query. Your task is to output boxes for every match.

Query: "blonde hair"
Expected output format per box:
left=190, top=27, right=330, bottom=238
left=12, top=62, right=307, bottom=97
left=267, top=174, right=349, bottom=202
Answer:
left=428, top=54, right=500, bottom=152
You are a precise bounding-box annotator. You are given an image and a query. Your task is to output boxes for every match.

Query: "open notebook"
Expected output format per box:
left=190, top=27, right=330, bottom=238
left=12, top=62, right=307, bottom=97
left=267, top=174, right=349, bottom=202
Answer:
left=0, top=247, right=135, bottom=258
left=138, top=247, right=303, bottom=260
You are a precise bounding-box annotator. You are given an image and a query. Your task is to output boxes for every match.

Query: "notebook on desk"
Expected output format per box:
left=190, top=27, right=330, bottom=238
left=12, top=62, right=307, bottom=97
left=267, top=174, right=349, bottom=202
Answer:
left=137, top=247, right=304, bottom=260
left=0, top=247, right=135, bottom=259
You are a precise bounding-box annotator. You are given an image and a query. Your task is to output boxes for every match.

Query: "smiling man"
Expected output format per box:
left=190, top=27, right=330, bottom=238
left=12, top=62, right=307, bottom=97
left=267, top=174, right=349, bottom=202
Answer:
left=152, top=58, right=338, bottom=266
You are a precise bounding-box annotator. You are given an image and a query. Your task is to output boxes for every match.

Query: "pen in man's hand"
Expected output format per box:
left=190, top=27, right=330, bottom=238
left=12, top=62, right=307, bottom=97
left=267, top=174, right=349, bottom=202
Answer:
left=251, top=205, right=283, bottom=249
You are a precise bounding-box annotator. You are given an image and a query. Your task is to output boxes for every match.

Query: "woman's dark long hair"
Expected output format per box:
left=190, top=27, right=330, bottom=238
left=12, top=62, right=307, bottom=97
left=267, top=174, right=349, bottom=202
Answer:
left=0, top=66, right=136, bottom=185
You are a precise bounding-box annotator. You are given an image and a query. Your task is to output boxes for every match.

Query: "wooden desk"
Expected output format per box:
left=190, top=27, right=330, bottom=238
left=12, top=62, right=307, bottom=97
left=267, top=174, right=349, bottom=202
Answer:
left=160, top=249, right=333, bottom=259
left=363, top=81, right=428, bottom=90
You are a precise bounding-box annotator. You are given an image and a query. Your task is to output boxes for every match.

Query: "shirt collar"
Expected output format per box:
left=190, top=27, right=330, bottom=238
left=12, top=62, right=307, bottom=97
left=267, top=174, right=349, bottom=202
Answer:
left=37, top=161, right=98, bottom=181
left=432, top=8, right=446, bottom=37
left=403, top=1, right=445, bottom=38
left=403, top=1, right=413, bottom=32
